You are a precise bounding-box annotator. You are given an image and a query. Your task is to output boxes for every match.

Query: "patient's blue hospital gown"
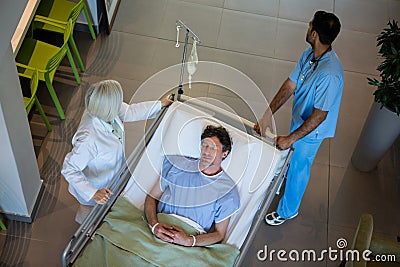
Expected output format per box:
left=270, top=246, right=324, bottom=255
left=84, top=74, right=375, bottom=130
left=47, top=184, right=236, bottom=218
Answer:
left=157, top=155, right=240, bottom=232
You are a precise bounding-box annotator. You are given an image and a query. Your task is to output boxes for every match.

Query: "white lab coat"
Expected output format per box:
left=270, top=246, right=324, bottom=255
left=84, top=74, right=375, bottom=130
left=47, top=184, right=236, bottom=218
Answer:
left=61, top=101, right=162, bottom=205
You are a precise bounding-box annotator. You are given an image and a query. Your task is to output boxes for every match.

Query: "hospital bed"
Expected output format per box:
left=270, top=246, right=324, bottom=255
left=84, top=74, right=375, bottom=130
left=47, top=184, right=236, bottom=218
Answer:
left=62, top=96, right=293, bottom=267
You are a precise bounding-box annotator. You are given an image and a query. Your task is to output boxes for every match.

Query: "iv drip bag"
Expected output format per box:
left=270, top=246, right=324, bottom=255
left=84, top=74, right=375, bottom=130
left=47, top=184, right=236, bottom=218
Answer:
left=187, top=41, right=198, bottom=89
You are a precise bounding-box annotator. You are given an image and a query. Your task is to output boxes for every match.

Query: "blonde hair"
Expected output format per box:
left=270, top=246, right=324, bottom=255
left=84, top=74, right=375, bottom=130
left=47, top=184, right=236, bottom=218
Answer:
left=85, top=80, right=123, bottom=122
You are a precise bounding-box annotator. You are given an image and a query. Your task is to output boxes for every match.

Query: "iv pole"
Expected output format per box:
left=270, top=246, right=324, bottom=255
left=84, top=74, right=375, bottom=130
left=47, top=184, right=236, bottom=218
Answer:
left=175, top=20, right=201, bottom=101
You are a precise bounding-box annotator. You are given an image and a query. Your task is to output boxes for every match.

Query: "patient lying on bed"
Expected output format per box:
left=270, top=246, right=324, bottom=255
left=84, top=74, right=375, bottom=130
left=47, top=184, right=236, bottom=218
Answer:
left=144, top=125, right=240, bottom=247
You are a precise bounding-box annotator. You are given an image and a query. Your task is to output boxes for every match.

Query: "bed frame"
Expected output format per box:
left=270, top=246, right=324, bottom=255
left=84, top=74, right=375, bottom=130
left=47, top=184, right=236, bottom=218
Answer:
left=61, top=97, right=293, bottom=267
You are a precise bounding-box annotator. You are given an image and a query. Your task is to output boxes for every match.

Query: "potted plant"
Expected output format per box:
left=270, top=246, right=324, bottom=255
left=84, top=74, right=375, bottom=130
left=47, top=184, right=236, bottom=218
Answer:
left=352, top=20, right=400, bottom=172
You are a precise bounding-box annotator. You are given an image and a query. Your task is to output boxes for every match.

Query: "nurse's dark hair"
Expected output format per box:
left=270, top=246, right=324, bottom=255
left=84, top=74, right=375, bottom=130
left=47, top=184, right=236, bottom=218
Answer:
left=201, top=125, right=232, bottom=154
left=312, top=10, right=341, bottom=45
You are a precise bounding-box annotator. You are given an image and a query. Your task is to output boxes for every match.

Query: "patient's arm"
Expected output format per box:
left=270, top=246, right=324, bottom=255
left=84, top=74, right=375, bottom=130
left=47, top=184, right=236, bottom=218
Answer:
left=144, top=182, right=175, bottom=242
left=171, top=217, right=230, bottom=247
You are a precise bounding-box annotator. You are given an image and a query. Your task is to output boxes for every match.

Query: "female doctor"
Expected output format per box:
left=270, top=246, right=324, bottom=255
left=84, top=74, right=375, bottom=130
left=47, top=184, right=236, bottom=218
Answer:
left=62, top=80, right=172, bottom=224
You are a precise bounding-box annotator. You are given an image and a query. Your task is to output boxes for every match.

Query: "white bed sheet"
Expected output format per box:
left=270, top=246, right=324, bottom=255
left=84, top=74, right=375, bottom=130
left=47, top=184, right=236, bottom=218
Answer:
left=122, top=101, right=284, bottom=249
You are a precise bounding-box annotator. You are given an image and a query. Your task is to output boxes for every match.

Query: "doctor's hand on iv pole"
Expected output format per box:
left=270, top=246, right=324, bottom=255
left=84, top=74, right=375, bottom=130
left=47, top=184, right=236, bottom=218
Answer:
left=93, top=188, right=113, bottom=204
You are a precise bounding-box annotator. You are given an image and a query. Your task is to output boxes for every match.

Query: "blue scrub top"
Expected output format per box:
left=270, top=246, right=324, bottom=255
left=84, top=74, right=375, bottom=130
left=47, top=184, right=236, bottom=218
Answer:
left=289, top=47, right=344, bottom=140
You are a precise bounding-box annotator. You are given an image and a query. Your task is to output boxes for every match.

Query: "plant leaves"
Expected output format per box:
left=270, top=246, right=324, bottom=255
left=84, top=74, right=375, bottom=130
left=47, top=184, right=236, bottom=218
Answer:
left=369, top=19, right=400, bottom=115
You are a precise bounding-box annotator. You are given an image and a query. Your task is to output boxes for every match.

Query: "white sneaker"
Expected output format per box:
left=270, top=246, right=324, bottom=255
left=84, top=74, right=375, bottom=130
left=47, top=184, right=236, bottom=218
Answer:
left=265, top=211, right=298, bottom=226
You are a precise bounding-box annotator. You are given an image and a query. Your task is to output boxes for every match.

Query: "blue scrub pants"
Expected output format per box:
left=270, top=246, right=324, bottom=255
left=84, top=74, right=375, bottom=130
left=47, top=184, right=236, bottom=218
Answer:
left=276, top=137, right=323, bottom=218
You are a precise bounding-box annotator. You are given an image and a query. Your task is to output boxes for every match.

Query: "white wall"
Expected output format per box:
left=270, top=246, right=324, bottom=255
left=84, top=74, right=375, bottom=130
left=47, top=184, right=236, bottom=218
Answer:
left=0, top=0, right=42, bottom=220
left=0, top=102, right=28, bottom=215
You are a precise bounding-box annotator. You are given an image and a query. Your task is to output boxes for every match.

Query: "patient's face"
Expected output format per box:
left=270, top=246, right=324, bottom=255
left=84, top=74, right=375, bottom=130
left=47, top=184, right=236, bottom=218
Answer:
left=199, top=136, right=226, bottom=170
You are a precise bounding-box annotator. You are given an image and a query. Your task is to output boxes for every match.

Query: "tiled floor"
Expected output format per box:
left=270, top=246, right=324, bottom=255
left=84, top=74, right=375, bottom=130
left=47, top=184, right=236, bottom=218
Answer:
left=1, top=0, right=400, bottom=266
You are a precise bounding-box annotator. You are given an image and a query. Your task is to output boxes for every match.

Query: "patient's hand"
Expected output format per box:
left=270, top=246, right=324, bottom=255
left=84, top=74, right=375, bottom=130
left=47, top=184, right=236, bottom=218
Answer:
left=170, top=226, right=193, bottom=247
left=154, top=223, right=175, bottom=243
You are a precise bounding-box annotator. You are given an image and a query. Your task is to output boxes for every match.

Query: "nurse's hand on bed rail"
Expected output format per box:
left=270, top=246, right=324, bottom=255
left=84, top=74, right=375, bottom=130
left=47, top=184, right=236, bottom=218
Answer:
left=153, top=223, right=175, bottom=243
left=93, top=188, right=113, bottom=204
left=160, top=96, right=173, bottom=107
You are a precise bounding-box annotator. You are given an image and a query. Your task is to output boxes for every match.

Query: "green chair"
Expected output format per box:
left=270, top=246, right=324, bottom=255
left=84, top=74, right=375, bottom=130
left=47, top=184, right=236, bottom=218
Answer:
left=0, top=220, right=6, bottom=231
left=345, top=214, right=400, bottom=267
left=0, top=214, right=6, bottom=231
left=34, top=0, right=96, bottom=72
left=16, top=18, right=80, bottom=120
left=19, top=69, right=52, bottom=132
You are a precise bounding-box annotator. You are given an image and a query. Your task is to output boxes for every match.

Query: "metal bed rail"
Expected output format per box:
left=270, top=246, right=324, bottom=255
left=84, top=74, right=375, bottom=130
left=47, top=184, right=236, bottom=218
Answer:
left=61, top=103, right=171, bottom=267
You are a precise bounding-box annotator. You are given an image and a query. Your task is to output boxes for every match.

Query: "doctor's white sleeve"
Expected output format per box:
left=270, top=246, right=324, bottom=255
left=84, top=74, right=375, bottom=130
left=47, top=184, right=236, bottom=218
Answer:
left=119, top=101, right=162, bottom=122
left=61, top=133, right=98, bottom=203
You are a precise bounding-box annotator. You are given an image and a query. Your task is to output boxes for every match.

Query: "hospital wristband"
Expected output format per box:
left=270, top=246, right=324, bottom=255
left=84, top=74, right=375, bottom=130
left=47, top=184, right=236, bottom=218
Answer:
left=151, top=222, right=159, bottom=235
left=190, top=235, right=196, bottom=247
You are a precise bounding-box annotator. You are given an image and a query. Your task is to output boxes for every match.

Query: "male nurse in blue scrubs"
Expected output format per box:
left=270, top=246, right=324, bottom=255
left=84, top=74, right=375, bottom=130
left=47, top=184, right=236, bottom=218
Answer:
left=254, top=11, right=343, bottom=225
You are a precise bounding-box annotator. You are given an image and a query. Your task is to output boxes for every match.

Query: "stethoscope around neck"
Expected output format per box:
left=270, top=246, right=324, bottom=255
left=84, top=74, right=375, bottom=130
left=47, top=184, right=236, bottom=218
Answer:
left=300, top=46, right=331, bottom=82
